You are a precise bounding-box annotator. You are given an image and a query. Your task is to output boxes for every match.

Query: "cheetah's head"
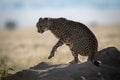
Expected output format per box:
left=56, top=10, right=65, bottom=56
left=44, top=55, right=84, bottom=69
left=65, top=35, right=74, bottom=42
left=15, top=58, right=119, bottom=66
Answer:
left=36, top=17, right=52, bottom=33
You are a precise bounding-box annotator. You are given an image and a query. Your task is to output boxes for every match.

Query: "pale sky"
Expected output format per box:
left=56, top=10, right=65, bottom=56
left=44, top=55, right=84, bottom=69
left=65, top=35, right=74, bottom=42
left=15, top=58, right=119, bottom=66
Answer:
left=0, top=0, right=120, bottom=27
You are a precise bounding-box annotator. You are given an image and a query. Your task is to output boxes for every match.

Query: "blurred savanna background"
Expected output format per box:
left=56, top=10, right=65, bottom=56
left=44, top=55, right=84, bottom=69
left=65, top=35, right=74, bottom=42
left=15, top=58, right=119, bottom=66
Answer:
left=0, top=0, right=120, bottom=74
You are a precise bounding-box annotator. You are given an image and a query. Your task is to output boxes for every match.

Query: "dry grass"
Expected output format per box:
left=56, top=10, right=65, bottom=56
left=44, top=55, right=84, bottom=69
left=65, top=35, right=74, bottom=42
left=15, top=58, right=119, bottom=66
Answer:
left=0, top=25, right=120, bottom=72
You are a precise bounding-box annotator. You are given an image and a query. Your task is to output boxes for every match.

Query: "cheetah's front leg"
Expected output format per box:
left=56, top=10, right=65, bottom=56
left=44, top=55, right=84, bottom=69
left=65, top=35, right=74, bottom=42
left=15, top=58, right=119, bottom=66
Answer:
left=48, top=39, right=64, bottom=59
left=70, top=52, right=81, bottom=64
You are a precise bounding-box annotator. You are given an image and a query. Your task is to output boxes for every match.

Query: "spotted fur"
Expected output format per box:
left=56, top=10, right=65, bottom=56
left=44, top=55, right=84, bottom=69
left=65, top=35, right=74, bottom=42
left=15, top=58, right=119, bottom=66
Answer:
left=36, top=17, right=98, bottom=63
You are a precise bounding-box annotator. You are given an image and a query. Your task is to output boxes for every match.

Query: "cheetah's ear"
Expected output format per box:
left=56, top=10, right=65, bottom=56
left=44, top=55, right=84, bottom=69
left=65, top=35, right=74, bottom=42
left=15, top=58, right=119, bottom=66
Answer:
left=44, top=17, right=52, bottom=21
left=44, top=18, right=49, bottom=20
left=39, top=18, right=43, bottom=21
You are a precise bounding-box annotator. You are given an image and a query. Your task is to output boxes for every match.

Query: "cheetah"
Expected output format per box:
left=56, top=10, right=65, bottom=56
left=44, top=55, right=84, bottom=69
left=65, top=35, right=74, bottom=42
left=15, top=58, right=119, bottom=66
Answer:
left=36, top=17, right=98, bottom=64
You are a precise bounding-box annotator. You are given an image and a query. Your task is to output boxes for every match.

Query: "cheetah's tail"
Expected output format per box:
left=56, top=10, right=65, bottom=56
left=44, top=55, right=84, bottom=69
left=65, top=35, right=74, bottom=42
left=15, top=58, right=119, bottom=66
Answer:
left=88, top=52, right=101, bottom=66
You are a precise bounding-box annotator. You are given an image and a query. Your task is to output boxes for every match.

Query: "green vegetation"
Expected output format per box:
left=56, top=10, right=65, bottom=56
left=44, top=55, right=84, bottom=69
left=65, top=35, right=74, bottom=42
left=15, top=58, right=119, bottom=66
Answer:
left=0, top=68, right=14, bottom=77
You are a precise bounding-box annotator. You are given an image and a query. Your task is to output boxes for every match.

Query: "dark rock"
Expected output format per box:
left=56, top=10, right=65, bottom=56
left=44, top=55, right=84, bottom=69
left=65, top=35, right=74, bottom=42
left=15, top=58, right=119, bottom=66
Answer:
left=1, top=47, right=120, bottom=80
left=94, top=47, right=120, bottom=67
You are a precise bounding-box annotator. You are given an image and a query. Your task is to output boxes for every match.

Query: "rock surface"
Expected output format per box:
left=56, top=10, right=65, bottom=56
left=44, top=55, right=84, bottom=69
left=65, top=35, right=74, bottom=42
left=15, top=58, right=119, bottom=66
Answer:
left=1, top=47, right=120, bottom=80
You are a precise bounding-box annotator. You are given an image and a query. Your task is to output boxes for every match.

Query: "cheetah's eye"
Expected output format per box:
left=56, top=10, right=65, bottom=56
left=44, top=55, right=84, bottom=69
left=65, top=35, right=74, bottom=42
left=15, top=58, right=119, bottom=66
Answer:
left=40, top=26, right=42, bottom=27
